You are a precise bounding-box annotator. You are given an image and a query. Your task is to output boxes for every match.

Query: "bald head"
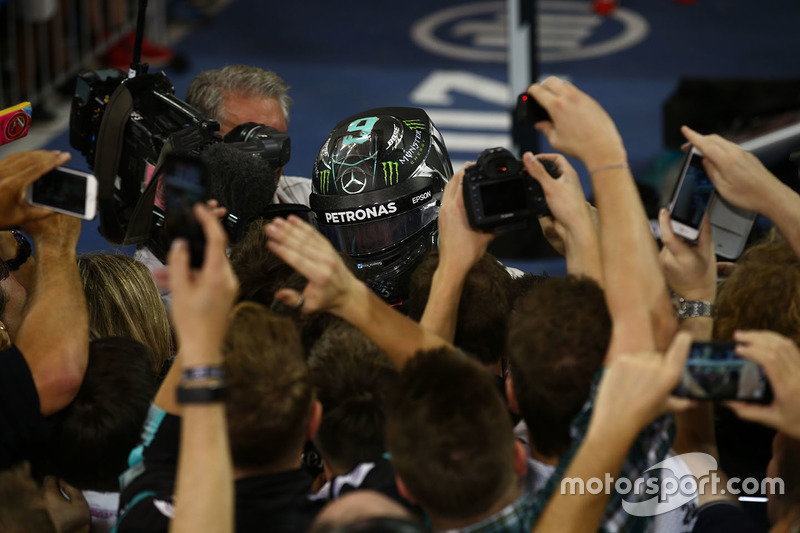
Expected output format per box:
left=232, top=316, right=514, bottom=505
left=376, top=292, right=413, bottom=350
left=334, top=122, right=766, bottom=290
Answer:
left=310, top=490, right=418, bottom=533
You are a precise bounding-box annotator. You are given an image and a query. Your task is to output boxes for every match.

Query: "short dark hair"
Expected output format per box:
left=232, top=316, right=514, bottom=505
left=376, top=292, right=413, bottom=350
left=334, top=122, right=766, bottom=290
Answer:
left=309, top=321, right=398, bottom=473
left=230, top=221, right=347, bottom=357
left=34, top=337, right=158, bottom=491
left=223, top=302, right=312, bottom=469
left=506, top=276, right=611, bottom=458
left=0, top=258, right=9, bottom=322
left=408, top=251, right=512, bottom=365
left=386, top=347, right=515, bottom=520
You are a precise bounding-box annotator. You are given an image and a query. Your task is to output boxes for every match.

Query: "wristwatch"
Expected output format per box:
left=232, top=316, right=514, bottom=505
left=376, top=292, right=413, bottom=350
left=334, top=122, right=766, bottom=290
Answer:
left=176, top=381, right=227, bottom=404
left=5, top=230, right=31, bottom=271
left=676, top=297, right=715, bottom=320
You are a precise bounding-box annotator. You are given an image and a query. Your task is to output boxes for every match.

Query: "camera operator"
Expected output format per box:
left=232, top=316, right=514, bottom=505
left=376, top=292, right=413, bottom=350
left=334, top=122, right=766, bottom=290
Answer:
left=186, top=64, right=311, bottom=206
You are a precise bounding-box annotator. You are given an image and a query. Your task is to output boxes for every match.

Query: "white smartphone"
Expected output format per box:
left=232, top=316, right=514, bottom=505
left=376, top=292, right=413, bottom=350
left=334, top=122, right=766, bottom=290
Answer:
left=708, top=193, right=758, bottom=260
left=666, top=146, right=714, bottom=243
left=25, top=166, right=98, bottom=220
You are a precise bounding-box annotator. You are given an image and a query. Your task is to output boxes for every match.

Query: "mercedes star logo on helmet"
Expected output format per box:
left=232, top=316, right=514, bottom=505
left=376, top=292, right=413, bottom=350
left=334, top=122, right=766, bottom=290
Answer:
left=341, top=172, right=367, bottom=194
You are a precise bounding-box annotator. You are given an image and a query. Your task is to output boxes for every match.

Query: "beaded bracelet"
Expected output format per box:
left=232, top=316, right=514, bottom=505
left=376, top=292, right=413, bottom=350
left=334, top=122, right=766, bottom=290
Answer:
left=588, top=162, right=629, bottom=177
left=181, top=365, right=224, bottom=382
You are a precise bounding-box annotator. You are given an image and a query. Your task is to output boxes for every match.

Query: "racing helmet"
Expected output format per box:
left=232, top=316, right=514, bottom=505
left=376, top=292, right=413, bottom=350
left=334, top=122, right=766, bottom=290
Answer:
left=310, top=107, right=453, bottom=303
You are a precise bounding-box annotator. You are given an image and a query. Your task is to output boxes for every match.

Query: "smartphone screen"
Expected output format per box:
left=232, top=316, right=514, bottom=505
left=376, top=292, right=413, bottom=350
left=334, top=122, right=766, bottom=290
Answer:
left=27, top=167, right=97, bottom=219
left=674, top=342, right=771, bottom=402
left=162, top=155, right=207, bottom=268
left=669, top=148, right=713, bottom=230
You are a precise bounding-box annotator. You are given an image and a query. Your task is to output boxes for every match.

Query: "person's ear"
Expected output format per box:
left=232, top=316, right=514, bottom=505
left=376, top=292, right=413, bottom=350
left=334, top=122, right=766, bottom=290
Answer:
left=505, top=374, right=520, bottom=414
left=395, top=475, right=417, bottom=504
left=306, top=400, right=322, bottom=441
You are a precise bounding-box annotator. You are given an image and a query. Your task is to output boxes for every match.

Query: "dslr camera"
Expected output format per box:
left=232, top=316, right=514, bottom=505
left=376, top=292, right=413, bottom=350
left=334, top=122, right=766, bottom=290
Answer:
left=463, top=147, right=560, bottom=232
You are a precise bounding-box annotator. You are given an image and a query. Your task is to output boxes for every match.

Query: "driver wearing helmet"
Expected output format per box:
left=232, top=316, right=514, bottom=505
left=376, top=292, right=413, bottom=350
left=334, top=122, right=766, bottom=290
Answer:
left=310, top=107, right=452, bottom=305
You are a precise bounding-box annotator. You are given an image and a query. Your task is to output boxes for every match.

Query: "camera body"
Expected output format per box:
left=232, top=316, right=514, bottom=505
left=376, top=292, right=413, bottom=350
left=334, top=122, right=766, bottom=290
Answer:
left=463, top=147, right=559, bottom=233
left=69, top=68, right=290, bottom=246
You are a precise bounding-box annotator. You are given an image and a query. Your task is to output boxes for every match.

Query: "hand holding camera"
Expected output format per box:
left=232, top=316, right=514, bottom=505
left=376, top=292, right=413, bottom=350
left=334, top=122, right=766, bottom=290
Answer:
left=463, top=147, right=560, bottom=233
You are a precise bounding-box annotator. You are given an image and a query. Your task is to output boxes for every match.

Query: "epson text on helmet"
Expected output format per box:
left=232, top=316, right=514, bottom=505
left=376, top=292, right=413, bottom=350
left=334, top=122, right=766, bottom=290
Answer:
left=412, top=190, right=432, bottom=204
left=324, top=202, right=398, bottom=224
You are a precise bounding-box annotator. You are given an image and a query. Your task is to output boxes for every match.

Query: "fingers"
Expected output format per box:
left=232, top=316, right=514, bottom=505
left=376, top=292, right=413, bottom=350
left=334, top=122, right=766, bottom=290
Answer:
left=194, top=204, right=229, bottom=272
left=696, top=210, right=713, bottom=251
left=6, top=151, right=71, bottom=187
left=265, top=216, right=335, bottom=275
left=274, top=288, right=306, bottom=312
left=522, top=152, right=557, bottom=190
left=725, top=400, right=777, bottom=427
left=665, top=396, right=697, bottom=413
left=658, top=208, right=682, bottom=253
left=167, top=239, right=191, bottom=296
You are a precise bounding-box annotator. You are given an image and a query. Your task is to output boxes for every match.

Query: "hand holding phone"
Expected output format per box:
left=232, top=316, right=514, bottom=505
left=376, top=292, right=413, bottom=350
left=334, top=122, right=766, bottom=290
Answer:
left=25, top=167, right=98, bottom=220
left=673, top=341, right=772, bottom=403
left=665, top=146, right=713, bottom=243
left=161, top=154, right=208, bottom=269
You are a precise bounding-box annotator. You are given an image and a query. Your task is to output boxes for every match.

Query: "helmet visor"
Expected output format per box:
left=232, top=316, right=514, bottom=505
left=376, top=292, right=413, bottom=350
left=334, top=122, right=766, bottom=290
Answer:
left=315, top=200, right=439, bottom=255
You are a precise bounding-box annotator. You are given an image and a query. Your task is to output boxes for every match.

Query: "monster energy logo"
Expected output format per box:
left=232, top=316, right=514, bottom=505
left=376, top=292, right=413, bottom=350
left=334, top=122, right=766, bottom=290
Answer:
left=382, top=162, right=399, bottom=185
left=319, top=170, right=331, bottom=194
left=403, top=119, right=426, bottom=131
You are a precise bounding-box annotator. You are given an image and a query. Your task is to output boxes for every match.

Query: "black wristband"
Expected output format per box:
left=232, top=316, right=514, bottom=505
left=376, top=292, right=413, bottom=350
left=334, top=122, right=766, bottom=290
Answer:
left=5, top=230, right=31, bottom=271
left=176, top=382, right=227, bottom=404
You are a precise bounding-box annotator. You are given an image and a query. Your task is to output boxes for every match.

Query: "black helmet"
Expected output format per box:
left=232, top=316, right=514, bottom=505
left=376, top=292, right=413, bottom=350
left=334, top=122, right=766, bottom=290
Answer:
left=311, top=107, right=452, bottom=303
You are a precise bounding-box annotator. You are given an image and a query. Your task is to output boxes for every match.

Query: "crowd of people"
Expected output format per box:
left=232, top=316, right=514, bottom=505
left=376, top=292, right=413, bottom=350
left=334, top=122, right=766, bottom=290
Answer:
left=1, top=65, right=800, bottom=533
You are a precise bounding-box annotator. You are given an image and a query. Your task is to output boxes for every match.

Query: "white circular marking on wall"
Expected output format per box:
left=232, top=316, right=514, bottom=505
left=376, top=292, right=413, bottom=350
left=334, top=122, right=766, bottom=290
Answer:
left=410, top=0, right=649, bottom=63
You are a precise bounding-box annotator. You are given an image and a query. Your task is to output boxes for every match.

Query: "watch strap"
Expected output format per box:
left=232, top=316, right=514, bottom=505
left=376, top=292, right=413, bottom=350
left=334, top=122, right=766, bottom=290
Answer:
left=176, top=381, right=227, bottom=404
left=677, top=298, right=715, bottom=319
left=5, top=230, right=31, bottom=271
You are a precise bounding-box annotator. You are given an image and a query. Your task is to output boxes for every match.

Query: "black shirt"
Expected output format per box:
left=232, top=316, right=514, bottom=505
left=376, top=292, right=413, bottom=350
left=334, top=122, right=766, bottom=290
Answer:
left=0, top=344, right=61, bottom=468
left=116, top=408, right=324, bottom=533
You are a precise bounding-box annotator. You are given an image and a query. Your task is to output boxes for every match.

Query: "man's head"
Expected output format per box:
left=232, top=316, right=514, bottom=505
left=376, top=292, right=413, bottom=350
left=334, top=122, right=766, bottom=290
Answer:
left=34, top=337, right=158, bottom=491
left=386, top=347, right=521, bottom=524
left=310, top=107, right=452, bottom=303
left=506, top=276, right=611, bottom=459
left=222, top=301, right=319, bottom=471
left=309, top=490, right=420, bottom=533
left=408, top=250, right=512, bottom=367
left=308, top=321, right=398, bottom=475
left=714, top=233, right=800, bottom=345
left=186, top=65, right=292, bottom=137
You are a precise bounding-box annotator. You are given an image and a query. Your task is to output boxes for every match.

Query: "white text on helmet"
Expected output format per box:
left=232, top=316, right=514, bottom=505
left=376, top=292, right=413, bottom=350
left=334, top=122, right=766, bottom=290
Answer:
left=412, top=190, right=432, bottom=204
left=324, top=202, right=398, bottom=224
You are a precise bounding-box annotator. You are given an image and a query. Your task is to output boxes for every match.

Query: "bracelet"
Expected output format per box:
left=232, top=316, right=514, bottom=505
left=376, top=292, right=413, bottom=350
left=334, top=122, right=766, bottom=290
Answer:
left=181, top=365, right=224, bottom=382
left=176, top=381, right=227, bottom=404
left=5, top=230, right=31, bottom=271
left=588, top=162, right=629, bottom=176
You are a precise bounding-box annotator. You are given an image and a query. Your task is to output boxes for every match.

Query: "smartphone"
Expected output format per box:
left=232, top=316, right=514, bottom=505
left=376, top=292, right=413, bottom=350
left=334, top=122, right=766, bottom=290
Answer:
left=515, top=93, right=551, bottom=124
left=25, top=166, right=98, bottom=220
left=674, top=341, right=772, bottom=403
left=708, top=194, right=758, bottom=260
left=161, top=154, right=208, bottom=269
left=666, top=146, right=713, bottom=243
